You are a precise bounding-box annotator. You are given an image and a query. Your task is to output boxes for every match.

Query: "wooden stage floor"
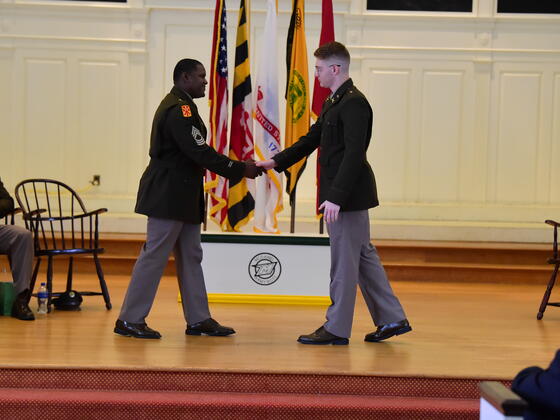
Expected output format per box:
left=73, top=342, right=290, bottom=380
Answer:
left=0, top=274, right=558, bottom=380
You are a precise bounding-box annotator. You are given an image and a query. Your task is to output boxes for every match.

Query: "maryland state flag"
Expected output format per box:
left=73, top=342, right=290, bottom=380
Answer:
left=227, top=0, right=255, bottom=232
left=205, top=0, right=230, bottom=230
left=311, top=0, right=334, bottom=215
left=285, top=0, right=310, bottom=198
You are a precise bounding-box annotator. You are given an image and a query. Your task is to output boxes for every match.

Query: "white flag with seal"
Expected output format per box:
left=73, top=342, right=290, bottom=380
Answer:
left=253, top=0, right=283, bottom=233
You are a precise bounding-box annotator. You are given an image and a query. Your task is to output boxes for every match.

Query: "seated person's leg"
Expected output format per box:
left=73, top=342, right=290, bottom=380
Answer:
left=0, top=225, right=35, bottom=320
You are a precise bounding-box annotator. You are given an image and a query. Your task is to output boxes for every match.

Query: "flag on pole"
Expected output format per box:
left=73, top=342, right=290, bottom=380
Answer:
left=205, top=0, right=230, bottom=230
left=311, top=0, right=334, bottom=215
left=311, top=0, right=334, bottom=120
left=227, top=0, right=255, bottom=232
left=284, top=0, right=310, bottom=198
left=253, top=0, right=283, bottom=233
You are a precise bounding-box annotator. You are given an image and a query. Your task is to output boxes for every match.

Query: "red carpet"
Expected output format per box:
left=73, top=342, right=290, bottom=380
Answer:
left=0, top=367, right=508, bottom=419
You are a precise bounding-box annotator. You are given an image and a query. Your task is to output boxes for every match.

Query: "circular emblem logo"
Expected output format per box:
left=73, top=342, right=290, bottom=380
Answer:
left=288, top=70, right=307, bottom=123
left=248, top=253, right=282, bottom=286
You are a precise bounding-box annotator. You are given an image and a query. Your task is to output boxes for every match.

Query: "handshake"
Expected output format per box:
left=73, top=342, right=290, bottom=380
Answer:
left=242, top=159, right=278, bottom=179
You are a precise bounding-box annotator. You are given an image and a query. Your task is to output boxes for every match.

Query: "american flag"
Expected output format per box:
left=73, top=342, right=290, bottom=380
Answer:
left=205, top=0, right=230, bottom=230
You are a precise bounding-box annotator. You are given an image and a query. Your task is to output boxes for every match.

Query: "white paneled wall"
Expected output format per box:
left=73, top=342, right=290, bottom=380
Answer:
left=369, top=68, right=411, bottom=202
left=553, top=73, right=560, bottom=204
left=23, top=57, right=67, bottom=179
left=1, top=0, right=559, bottom=241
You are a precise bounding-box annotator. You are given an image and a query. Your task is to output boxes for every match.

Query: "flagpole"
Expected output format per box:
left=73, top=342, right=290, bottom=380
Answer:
left=203, top=192, right=209, bottom=231
left=290, top=188, right=296, bottom=234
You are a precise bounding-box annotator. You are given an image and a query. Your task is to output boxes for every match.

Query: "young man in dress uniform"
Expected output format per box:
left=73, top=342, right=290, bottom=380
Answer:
left=257, top=42, right=411, bottom=345
left=115, top=59, right=262, bottom=339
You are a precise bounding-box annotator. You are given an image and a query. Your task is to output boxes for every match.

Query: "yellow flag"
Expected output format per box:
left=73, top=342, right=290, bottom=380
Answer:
left=285, top=0, right=309, bottom=197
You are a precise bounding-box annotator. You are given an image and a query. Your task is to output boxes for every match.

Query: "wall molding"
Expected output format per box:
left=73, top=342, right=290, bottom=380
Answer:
left=0, top=35, right=146, bottom=54
left=348, top=45, right=560, bottom=55
left=95, top=211, right=554, bottom=243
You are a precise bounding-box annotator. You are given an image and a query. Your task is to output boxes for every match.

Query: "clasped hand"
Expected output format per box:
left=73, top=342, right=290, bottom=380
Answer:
left=255, top=159, right=277, bottom=171
left=242, top=158, right=278, bottom=179
left=243, top=160, right=265, bottom=179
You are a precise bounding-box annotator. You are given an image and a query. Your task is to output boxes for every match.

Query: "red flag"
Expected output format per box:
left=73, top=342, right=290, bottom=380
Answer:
left=311, top=0, right=335, bottom=120
left=205, top=0, right=230, bottom=230
left=311, top=0, right=334, bottom=216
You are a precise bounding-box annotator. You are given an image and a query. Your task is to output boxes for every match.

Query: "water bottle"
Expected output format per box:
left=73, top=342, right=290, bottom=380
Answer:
left=37, top=282, right=48, bottom=314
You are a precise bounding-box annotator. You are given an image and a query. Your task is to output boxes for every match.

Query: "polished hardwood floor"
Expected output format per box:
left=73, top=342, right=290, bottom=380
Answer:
left=0, top=274, right=558, bottom=380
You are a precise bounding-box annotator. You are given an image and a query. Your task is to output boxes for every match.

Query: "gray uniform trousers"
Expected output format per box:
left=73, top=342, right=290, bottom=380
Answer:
left=0, top=225, right=33, bottom=295
left=324, top=210, right=406, bottom=338
left=119, top=217, right=211, bottom=325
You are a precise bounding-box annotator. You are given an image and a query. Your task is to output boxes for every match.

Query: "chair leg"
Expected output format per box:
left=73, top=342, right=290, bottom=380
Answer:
left=537, top=263, right=559, bottom=320
left=46, top=255, right=53, bottom=313
left=27, top=257, right=41, bottom=303
left=93, top=252, right=111, bottom=310
left=66, top=256, right=73, bottom=292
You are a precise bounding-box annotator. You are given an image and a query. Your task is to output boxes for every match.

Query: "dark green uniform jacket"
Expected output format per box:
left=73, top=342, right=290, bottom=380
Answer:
left=135, top=87, right=245, bottom=223
left=273, top=78, right=378, bottom=211
left=0, top=178, right=15, bottom=219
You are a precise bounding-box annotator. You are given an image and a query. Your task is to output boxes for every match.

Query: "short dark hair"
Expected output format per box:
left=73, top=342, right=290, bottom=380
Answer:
left=173, top=59, right=203, bottom=83
left=313, top=41, right=350, bottom=63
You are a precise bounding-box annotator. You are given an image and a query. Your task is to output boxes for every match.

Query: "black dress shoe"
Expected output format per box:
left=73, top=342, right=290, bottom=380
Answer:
left=114, top=319, right=161, bottom=339
left=297, top=326, right=349, bottom=345
left=186, top=318, right=235, bottom=336
left=364, top=319, right=412, bottom=342
left=11, top=291, right=35, bottom=321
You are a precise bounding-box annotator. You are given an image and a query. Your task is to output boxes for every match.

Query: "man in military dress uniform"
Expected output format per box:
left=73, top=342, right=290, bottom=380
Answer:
left=257, top=42, right=411, bottom=345
left=115, top=59, right=261, bottom=339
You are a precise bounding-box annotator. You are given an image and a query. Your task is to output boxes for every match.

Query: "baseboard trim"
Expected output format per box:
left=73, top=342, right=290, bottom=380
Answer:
left=205, top=293, right=331, bottom=306
left=97, top=213, right=554, bottom=243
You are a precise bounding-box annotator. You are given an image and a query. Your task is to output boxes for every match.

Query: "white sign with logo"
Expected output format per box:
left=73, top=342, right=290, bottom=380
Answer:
left=249, top=253, right=282, bottom=286
left=200, top=234, right=330, bottom=298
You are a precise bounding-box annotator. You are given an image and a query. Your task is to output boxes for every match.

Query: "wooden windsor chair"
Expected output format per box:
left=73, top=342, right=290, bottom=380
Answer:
left=15, top=179, right=111, bottom=312
left=537, top=220, right=560, bottom=320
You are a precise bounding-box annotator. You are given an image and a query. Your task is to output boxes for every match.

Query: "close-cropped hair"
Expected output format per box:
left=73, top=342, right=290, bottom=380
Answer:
left=313, top=41, right=350, bottom=64
left=173, top=59, right=203, bottom=83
